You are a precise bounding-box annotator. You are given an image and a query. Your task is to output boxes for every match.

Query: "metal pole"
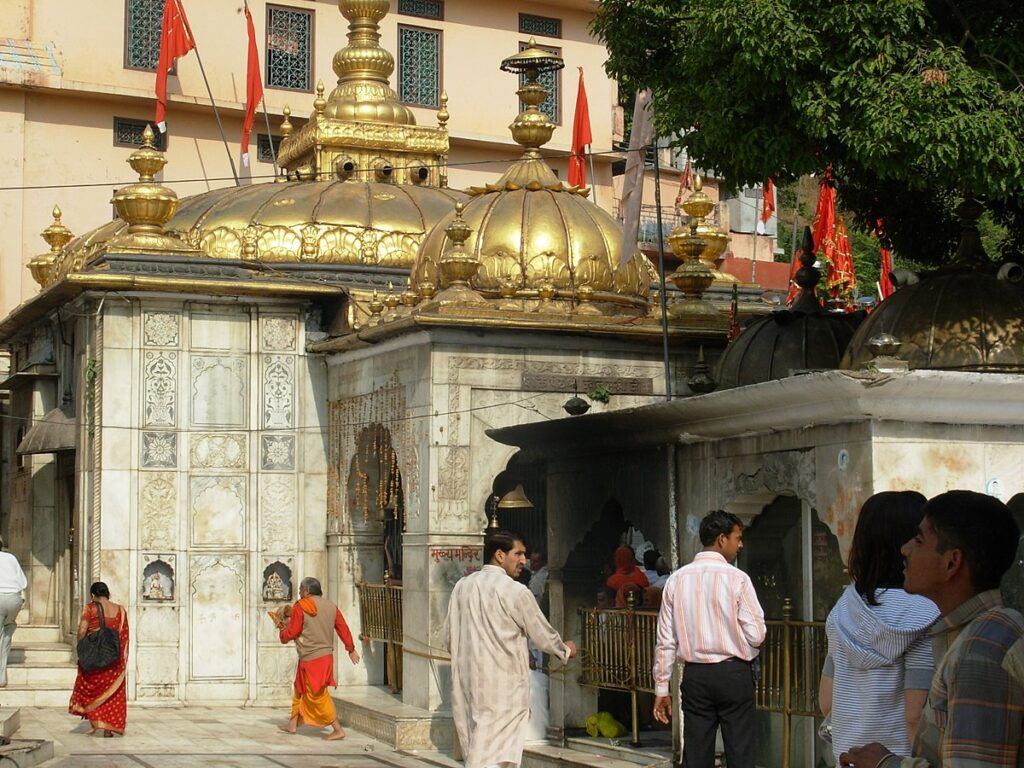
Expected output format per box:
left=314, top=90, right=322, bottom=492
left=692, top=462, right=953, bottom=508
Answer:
left=752, top=184, right=761, bottom=284
left=587, top=143, right=597, bottom=203
left=652, top=141, right=671, bottom=400
left=179, top=0, right=239, bottom=186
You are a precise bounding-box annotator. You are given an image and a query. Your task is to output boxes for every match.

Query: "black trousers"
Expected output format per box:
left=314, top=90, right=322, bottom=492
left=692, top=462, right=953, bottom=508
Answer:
left=680, top=659, right=755, bottom=768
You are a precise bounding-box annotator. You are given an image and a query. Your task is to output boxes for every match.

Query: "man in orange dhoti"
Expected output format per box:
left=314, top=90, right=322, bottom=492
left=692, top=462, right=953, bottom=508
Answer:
left=277, top=576, right=360, bottom=740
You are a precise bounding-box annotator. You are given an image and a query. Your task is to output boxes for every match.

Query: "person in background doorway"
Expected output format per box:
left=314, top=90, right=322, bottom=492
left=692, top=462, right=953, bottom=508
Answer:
left=642, top=549, right=661, bottom=584
left=653, top=510, right=766, bottom=768
left=607, top=546, right=648, bottom=608
left=0, top=537, right=26, bottom=688
left=820, top=491, right=939, bottom=764
left=528, top=551, right=548, bottom=607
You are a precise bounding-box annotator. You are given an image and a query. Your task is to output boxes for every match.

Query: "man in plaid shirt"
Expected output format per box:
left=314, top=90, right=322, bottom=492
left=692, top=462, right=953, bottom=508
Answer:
left=840, top=491, right=1024, bottom=768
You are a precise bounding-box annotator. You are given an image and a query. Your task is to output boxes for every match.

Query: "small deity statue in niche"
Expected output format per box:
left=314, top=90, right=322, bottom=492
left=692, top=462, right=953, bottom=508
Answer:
left=263, top=571, right=290, bottom=601
left=145, top=572, right=166, bottom=600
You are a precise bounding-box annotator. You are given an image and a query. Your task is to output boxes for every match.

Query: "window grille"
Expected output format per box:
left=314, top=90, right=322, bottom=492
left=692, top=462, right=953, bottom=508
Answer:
left=519, top=13, right=561, bottom=39
left=257, top=134, right=282, bottom=164
left=519, top=42, right=560, bottom=124
left=113, top=117, right=166, bottom=150
left=398, top=26, right=441, bottom=108
left=125, top=0, right=164, bottom=70
left=398, top=0, right=443, bottom=20
left=266, top=5, right=313, bottom=91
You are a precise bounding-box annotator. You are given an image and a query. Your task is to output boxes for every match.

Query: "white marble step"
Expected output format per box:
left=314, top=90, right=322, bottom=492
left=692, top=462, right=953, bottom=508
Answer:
left=4, top=663, right=77, bottom=687
left=12, top=625, right=62, bottom=645
left=9, top=643, right=74, bottom=665
left=0, top=687, right=70, bottom=708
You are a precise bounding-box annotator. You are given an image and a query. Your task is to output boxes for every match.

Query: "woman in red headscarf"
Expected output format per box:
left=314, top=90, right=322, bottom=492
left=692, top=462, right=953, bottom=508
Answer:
left=69, top=581, right=130, bottom=736
left=606, top=546, right=649, bottom=608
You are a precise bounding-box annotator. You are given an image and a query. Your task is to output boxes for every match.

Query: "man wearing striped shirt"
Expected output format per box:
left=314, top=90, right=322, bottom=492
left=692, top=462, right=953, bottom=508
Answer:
left=840, top=491, right=1024, bottom=768
left=653, top=510, right=766, bottom=768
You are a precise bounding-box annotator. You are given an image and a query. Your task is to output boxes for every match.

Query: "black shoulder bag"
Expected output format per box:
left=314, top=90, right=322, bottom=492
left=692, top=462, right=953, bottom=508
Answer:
left=76, top=601, right=121, bottom=671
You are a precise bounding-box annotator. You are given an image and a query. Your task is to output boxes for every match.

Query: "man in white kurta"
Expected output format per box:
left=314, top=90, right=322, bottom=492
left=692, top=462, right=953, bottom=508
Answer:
left=444, top=531, right=576, bottom=768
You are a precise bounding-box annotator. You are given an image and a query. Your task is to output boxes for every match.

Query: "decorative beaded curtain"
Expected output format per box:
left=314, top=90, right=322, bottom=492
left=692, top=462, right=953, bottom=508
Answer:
left=125, top=0, right=164, bottom=70
left=398, top=26, right=441, bottom=107
left=266, top=5, right=313, bottom=91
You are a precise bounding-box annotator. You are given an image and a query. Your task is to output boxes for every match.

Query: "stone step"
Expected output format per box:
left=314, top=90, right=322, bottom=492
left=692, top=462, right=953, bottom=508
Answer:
left=335, top=686, right=455, bottom=751
left=562, top=736, right=673, bottom=766
left=522, top=743, right=668, bottom=768
left=0, top=687, right=70, bottom=708
left=0, top=709, right=19, bottom=739
left=9, top=643, right=74, bottom=665
left=12, top=626, right=62, bottom=645
left=0, top=739, right=54, bottom=768
left=4, top=663, right=78, bottom=687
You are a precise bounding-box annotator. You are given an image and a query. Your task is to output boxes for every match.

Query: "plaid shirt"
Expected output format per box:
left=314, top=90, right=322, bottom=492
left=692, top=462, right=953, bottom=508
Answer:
left=895, top=590, right=1024, bottom=767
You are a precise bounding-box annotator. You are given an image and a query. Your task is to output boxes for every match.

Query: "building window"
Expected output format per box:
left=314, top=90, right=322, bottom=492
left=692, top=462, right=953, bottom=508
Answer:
left=519, top=13, right=561, bottom=39
left=398, top=0, right=443, bottom=20
left=519, top=42, right=560, bottom=124
left=124, top=0, right=165, bottom=71
left=398, top=25, right=441, bottom=108
left=257, top=134, right=283, bottom=164
left=266, top=5, right=313, bottom=92
left=113, top=117, right=167, bottom=150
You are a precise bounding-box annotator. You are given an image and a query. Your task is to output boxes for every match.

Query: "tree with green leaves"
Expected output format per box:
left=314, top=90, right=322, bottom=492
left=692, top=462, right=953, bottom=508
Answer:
left=592, top=0, right=1024, bottom=264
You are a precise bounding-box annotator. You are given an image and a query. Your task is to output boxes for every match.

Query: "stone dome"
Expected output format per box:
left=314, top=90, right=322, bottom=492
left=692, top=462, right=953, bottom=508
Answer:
left=57, top=180, right=465, bottom=273
left=410, top=158, right=651, bottom=313
left=717, top=227, right=863, bottom=389
left=841, top=271, right=1024, bottom=372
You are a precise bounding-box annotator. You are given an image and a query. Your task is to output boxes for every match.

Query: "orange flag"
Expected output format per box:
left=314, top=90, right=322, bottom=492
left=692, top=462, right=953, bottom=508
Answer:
left=155, top=0, right=196, bottom=133
left=568, top=68, right=592, bottom=188
left=241, top=3, right=264, bottom=167
left=758, top=177, right=775, bottom=233
left=827, top=217, right=857, bottom=307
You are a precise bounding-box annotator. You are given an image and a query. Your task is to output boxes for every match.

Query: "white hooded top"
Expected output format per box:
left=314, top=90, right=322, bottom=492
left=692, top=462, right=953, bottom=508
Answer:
left=824, top=583, right=940, bottom=761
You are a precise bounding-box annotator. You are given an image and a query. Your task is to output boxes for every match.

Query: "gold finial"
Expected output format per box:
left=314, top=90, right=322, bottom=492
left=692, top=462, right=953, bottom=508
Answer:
left=281, top=105, right=293, bottom=138
left=400, top=277, right=420, bottom=307
left=500, top=39, right=564, bottom=153
left=368, top=289, right=385, bottom=325
left=437, top=202, right=483, bottom=299
left=30, top=205, right=75, bottom=287
left=127, top=125, right=167, bottom=183
left=314, top=81, right=327, bottom=116
left=664, top=174, right=720, bottom=319
left=437, top=91, right=450, bottom=128
left=683, top=174, right=714, bottom=220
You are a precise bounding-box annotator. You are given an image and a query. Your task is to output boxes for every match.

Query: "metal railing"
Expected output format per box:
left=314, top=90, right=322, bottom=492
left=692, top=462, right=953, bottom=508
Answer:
left=578, top=595, right=825, bottom=766
left=355, top=581, right=404, bottom=692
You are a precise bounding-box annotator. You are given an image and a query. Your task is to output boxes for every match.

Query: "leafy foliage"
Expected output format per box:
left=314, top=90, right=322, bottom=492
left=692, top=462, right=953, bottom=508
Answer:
left=592, top=0, right=1024, bottom=264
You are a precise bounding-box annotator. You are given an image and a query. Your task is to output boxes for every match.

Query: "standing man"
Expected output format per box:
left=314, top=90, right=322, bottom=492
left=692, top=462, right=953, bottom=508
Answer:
left=277, top=577, right=359, bottom=740
left=528, top=551, right=548, bottom=606
left=839, top=491, right=1024, bottom=768
left=444, top=530, right=577, bottom=768
left=0, top=536, right=27, bottom=688
left=653, top=510, right=766, bottom=768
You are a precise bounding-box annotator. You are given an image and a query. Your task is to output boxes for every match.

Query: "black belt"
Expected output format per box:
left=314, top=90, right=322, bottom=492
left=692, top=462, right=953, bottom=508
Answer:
left=686, top=657, right=751, bottom=665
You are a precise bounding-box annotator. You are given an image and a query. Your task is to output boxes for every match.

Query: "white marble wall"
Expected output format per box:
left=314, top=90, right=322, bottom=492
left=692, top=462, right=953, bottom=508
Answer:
left=93, top=298, right=327, bottom=704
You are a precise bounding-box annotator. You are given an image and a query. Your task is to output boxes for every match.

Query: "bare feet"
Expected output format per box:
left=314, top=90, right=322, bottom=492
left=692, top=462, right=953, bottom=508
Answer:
left=85, top=727, right=97, bottom=736
left=103, top=730, right=114, bottom=738
left=277, top=724, right=297, bottom=735
left=324, top=722, right=346, bottom=741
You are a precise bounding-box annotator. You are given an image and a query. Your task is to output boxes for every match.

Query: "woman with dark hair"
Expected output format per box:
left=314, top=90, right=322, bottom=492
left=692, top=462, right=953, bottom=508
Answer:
left=819, top=491, right=939, bottom=764
left=69, top=581, right=130, bottom=736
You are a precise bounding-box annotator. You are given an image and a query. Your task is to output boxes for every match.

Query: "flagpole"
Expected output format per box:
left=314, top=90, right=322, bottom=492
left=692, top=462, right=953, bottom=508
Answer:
left=586, top=143, right=596, bottom=203
left=652, top=139, right=672, bottom=401
left=751, top=184, right=761, bottom=284
left=260, top=99, right=279, bottom=178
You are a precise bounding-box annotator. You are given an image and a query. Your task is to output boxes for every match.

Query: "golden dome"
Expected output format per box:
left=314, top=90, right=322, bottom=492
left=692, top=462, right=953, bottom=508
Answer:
left=408, top=41, right=651, bottom=314
left=58, top=180, right=464, bottom=269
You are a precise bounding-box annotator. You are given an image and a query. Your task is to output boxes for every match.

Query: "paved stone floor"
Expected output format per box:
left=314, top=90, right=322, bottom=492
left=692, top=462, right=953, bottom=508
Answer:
left=20, top=706, right=447, bottom=768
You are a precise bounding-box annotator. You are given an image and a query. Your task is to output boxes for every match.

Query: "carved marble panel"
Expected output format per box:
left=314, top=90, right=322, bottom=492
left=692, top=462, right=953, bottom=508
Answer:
left=190, top=433, right=247, bottom=470
left=191, top=356, right=247, bottom=427
left=257, top=645, right=297, bottom=686
left=261, top=316, right=296, bottom=352
left=189, top=555, right=246, bottom=680
left=139, top=473, right=177, bottom=550
left=141, top=431, right=176, bottom=468
left=143, top=351, right=177, bottom=427
left=190, top=311, right=248, bottom=351
left=143, top=311, right=180, bottom=347
left=260, top=434, right=295, bottom=471
left=137, top=605, right=179, bottom=642
left=136, top=646, right=179, bottom=685
left=262, top=355, right=294, bottom=429
left=259, top=475, right=296, bottom=551
left=189, top=476, right=247, bottom=547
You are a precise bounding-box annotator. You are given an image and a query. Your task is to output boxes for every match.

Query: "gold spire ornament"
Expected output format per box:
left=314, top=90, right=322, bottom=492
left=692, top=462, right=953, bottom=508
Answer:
left=104, top=125, right=201, bottom=256
left=29, top=206, right=74, bottom=287
left=432, top=202, right=485, bottom=306
left=666, top=175, right=725, bottom=323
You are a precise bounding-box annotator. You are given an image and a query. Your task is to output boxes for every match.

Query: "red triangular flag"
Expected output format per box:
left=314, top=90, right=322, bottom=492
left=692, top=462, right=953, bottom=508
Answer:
left=155, top=0, right=196, bottom=133
left=879, top=246, right=894, bottom=299
left=241, top=3, right=264, bottom=167
left=827, top=216, right=857, bottom=308
left=568, top=67, right=592, bottom=188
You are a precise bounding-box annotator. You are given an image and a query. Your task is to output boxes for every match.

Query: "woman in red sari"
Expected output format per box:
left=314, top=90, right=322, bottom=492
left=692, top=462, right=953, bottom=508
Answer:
left=69, top=582, right=129, bottom=736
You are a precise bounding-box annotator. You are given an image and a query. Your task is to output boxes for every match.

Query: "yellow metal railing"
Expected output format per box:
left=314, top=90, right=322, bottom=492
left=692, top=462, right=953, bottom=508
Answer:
left=578, top=595, right=825, bottom=766
left=355, top=581, right=403, bottom=692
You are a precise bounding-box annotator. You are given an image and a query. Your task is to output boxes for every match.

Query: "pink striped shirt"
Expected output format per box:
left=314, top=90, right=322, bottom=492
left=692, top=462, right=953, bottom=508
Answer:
left=653, top=551, right=766, bottom=696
